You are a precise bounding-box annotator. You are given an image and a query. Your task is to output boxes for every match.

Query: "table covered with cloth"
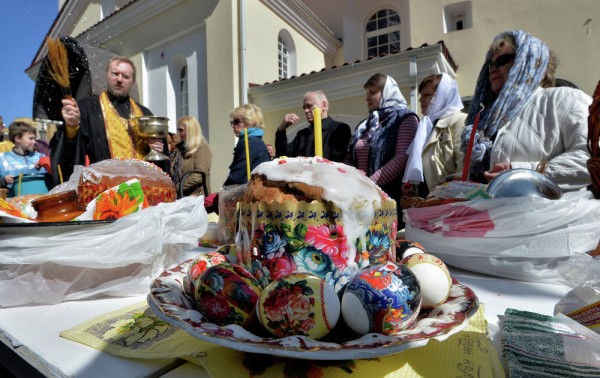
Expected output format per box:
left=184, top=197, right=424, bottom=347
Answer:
left=59, top=300, right=503, bottom=377
left=2, top=256, right=589, bottom=377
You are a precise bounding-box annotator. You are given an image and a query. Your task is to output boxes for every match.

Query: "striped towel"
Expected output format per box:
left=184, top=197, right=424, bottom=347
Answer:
left=502, top=308, right=600, bottom=377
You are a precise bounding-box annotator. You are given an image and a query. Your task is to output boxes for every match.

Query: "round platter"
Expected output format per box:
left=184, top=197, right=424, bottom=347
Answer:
left=148, top=258, right=479, bottom=360
left=0, top=220, right=114, bottom=236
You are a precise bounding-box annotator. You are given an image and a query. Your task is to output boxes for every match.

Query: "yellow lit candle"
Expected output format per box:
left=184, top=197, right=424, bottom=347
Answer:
left=312, top=105, right=323, bottom=157
left=244, top=127, right=251, bottom=181
left=57, top=164, right=64, bottom=184
left=17, top=174, right=23, bottom=197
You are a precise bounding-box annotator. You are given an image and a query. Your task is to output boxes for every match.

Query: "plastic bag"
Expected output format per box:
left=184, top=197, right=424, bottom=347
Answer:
left=0, top=196, right=207, bottom=307
left=404, top=190, right=600, bottom=283
left=49, top=165, right=84, bottom=194
left=554, top=254, right=600, bottom=333
left=217, top=184, right=247, bottom=244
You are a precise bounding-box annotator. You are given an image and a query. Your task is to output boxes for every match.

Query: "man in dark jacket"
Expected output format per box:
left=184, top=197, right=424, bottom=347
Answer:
left=275, top=91, right=351, bottom=162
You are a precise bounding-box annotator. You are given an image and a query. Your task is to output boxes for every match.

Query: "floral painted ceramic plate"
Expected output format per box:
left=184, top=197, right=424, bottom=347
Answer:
left=147, top=258, right=479, bottom=360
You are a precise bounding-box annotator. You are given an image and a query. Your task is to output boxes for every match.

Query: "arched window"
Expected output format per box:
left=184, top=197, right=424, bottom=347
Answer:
left=366, top=9, right=401, bottom=58
left=178, top=65, right=189, bottom=117
left=278, top=30, right=296, bottom=80
left=278, top=36, right=290, bottom=80
left=443, top=1, right=473, bottom=33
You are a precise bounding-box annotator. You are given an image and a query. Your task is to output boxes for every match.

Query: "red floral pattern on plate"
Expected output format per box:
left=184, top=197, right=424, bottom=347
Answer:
left=147, top=256, right=479, bottom=360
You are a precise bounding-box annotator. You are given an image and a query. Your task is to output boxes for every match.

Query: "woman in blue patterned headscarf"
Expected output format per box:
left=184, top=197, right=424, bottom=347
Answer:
left=462, top=30, right=591, bottom=191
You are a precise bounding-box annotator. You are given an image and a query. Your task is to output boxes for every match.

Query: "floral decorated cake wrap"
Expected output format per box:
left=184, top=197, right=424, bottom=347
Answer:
left=238, top=198, right=397, bottom=292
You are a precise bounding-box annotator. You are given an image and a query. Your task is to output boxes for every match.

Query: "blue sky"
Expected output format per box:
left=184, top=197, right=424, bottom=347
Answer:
left=0, top=1, right=57, bottom=125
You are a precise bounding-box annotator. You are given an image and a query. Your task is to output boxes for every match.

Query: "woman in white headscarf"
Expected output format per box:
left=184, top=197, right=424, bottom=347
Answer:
left=347, top=73, right=419, bottom=227
left=403, top=73, right=466, bottom=194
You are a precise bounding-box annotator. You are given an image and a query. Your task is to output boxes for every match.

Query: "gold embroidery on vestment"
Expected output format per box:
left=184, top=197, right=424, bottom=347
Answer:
left=100, top=91, right=147, bottom=159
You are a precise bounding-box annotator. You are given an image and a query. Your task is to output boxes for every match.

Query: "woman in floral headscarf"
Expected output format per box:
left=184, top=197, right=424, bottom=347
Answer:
left=462, top=30, right=591, bottom=191
left=347, top=73, right=419, bottom=223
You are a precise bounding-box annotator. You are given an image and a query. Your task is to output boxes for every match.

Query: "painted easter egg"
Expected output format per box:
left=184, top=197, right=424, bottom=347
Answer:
left=401, top=253, right=452, bottom=308
left=257, top=273, right=340, bottom=339
left=395, top=239, right=427, bottom=260
left=184, top=251, right=228, bottom=294
left=195, top=262, right=262, bottom=326
left=341, top=262, right=421, bottom=335
left=214, top=243, right=238, bottom=264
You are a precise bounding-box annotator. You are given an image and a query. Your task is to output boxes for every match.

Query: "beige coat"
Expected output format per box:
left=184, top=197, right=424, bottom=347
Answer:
left=490, top=87, right=591, bottom=191
left=421, top=111, right=467, bottom=191
left=175, top=141, right=212, bottom=196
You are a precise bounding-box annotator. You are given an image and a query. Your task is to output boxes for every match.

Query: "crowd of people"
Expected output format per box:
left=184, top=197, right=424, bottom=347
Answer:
left=0, top=30, right=594, bottom=221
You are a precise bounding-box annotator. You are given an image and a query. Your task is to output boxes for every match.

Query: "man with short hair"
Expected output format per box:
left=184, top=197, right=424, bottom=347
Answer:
left=275, top=91, right=351, bottom=162
left=51, top=56, right=165, bottom=184
left=265, top=143, right=276, bottom=160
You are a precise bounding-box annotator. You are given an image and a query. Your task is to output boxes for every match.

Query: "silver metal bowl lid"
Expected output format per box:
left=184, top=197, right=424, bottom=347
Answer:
left=485, top=169, right=563, bottom=199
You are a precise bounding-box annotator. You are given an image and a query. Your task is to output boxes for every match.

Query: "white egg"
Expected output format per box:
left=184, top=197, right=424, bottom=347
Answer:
left=402, top=248, right=426, bottom=259
left=395, top=239, right=427, bottom=260
left=341, top=291, right=371, bottom=335
left=401, top=254, right=452, bottom=308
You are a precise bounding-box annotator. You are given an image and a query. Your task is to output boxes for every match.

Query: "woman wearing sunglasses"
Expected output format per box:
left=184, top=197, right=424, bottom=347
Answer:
left=223, top=103, right=270, bottom=186
left=462, top=30, right=592, bottom=191
left=170, top=116, right=212, bottom=197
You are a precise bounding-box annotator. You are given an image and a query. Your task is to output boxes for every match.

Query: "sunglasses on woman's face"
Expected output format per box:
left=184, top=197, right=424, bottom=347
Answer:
left=488, top=53, right=515, bottom=71
left=230, top=119, right=242, bottom=126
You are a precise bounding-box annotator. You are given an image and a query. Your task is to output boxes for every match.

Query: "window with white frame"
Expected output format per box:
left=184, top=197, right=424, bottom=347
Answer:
left=366, top=9, right=401, bottom=58
left=178, top=65, right=189, bottom=117
left=278, top=36, right=290, bottom=80
left=443, top=2, right=473, bottom=33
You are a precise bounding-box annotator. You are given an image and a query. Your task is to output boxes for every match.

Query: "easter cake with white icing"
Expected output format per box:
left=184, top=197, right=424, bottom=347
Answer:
left=236, top=156, right=398, bottom=292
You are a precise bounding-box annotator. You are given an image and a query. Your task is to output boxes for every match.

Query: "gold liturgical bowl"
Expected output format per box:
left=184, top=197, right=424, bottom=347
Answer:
left=134, top=116, right=169, bottom=161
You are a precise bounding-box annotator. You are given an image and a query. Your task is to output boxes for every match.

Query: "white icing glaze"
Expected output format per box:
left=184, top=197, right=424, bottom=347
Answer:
left=81, top=158, right=172, bottom=184
left=252, top=157, right=392, bottom=266
left=253, top=157, right=385, bottom=205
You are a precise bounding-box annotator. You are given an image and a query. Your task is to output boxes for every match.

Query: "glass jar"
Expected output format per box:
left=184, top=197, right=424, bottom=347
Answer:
left=32, top=190, right=85, bottom=222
